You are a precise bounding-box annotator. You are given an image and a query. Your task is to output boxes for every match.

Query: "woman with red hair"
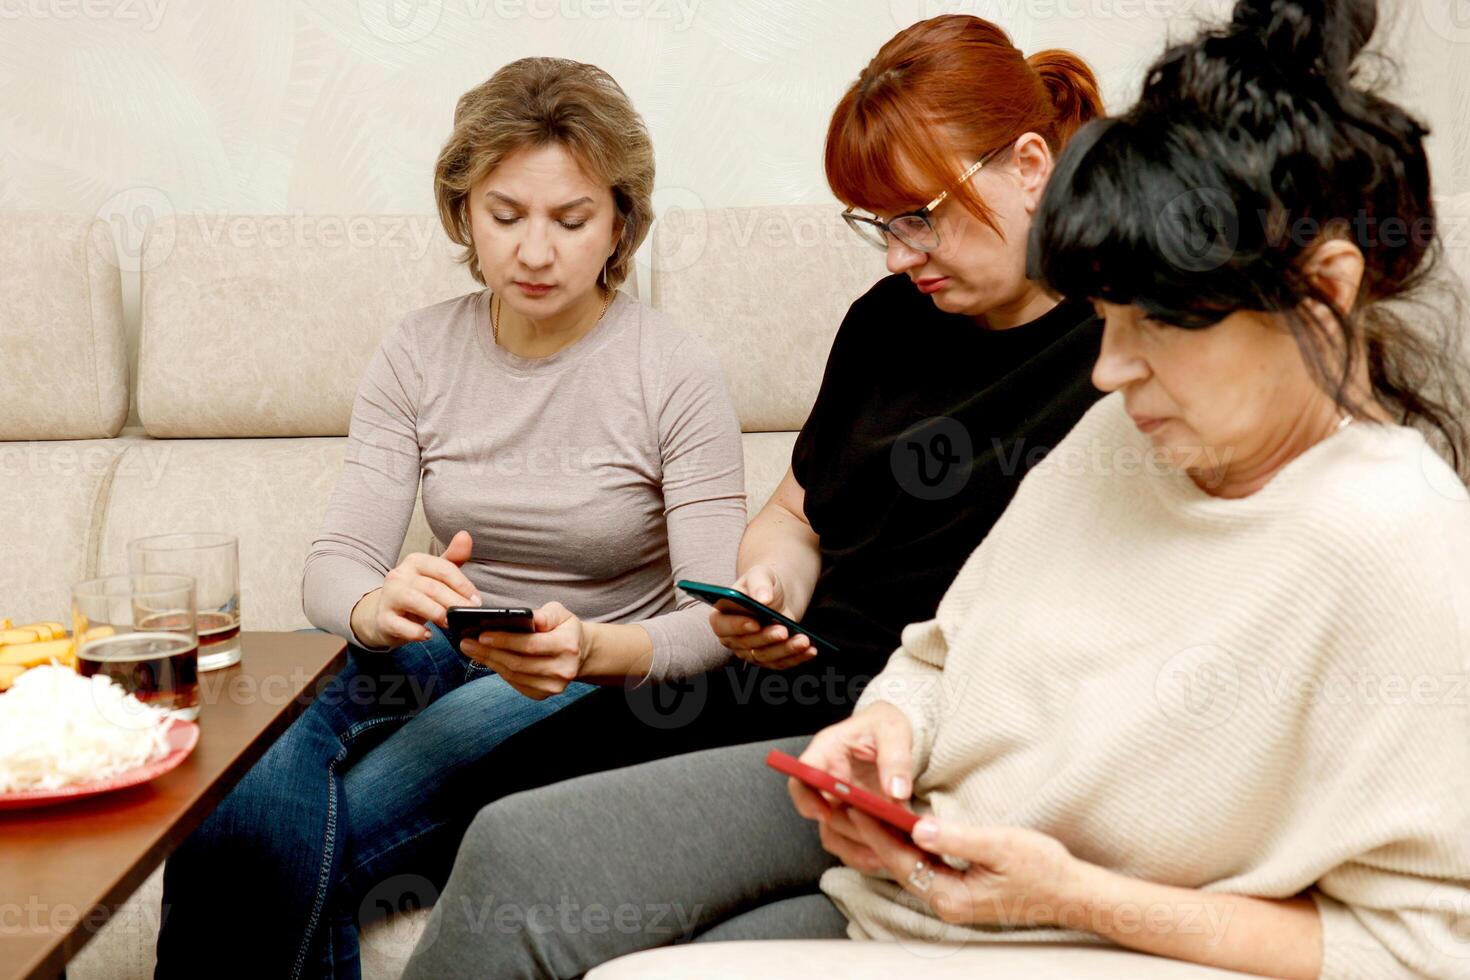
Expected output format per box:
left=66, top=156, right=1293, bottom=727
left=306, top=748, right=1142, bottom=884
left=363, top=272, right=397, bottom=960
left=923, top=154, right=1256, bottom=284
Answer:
left=706, top=15, right=1108, bottom=689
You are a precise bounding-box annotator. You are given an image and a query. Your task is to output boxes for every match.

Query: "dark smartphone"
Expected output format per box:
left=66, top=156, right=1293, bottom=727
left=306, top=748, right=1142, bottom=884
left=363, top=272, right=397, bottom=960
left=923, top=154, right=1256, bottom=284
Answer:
left=676, top=580, right=840, bottom=655
left=445, top=606, right=534, bottom=649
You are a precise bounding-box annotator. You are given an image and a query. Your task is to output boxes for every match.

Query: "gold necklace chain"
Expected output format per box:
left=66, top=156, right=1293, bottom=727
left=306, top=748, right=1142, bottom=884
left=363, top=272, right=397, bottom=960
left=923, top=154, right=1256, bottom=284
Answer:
left=493, top=287, right=613, bottom=347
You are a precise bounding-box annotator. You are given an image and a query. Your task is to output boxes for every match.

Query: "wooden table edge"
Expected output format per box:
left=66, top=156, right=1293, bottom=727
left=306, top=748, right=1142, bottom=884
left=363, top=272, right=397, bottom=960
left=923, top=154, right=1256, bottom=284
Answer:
left=10, top=631, right=348, bottom=980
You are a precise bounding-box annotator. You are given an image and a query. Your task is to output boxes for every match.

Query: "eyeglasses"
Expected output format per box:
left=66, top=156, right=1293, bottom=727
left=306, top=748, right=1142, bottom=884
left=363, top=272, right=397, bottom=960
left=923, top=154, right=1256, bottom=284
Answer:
left=841, top=150, right=999, bottom=253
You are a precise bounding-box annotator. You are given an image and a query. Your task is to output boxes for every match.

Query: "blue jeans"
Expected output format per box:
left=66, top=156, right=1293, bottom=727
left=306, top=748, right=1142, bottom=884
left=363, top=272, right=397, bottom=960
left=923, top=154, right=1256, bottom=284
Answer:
left=154, top=625, right=595, bottom=980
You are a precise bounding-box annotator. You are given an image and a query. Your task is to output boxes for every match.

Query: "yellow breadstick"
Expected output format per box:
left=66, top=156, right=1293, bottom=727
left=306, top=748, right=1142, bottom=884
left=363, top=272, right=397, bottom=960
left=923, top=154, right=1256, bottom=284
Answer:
left=13, top=621, right=65, bottom=642
left=0, top=638, right=75, bottom=668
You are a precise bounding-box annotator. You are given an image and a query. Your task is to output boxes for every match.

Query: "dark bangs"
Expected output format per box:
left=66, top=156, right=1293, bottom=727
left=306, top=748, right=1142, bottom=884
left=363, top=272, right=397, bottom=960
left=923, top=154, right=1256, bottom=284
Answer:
left=1028, top=115, right=1282, bottom=330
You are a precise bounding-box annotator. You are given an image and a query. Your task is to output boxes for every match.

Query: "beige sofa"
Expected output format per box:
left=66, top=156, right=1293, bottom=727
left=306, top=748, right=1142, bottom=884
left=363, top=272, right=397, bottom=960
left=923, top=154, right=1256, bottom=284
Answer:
left=7, top=197, right=1469, bottom=978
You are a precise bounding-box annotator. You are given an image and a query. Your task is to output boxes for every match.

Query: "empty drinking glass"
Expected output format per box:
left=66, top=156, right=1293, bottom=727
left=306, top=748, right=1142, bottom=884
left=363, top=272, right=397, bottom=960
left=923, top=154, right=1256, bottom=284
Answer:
left=128, top=532, right=241, bottom=671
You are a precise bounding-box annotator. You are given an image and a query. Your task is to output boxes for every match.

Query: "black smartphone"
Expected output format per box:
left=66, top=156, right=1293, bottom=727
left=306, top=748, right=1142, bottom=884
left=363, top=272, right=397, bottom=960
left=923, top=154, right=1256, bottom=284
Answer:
left=676, top=580, right=840, bottom=655
left=445, top=606, right=535, bottom=649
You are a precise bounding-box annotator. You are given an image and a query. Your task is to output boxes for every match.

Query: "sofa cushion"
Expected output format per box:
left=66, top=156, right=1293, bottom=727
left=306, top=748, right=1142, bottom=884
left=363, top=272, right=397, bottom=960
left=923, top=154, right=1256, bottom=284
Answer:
left=585, top=939, right=1257, bottom=979
left=72, top=908, right=1255, bottom=980
left=66, top=866, right=164, bottom=980
left=0, top=434, right=140, bottom=624
left=137, top=215, right=477, bottom=438
left=650, top=205, right=886, bottom=432
left=0, top=213, right=127, bottom=440
left=94, top=435, right=432, bottom=630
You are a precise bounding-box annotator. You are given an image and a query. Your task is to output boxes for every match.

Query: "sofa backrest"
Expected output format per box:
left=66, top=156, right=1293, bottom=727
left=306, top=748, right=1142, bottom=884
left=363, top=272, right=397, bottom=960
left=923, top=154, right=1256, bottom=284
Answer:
left=15, top=198, right=1470, bottom=448
left=136, top=214, right=478, bottom=437
left=648, top=205, right=887, bottom=432
left=0, top=213, right=127, bottom=440
left=131, top=206, right=885, bottom=441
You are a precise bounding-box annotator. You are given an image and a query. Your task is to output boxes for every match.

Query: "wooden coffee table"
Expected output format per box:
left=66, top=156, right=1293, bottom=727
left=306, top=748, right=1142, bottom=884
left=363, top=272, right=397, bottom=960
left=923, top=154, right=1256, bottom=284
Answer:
left=0, top=631, right=347, bottom=980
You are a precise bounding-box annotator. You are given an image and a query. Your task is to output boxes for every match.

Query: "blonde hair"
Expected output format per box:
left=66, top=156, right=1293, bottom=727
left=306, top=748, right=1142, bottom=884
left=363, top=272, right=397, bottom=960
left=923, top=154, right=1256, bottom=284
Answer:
left=434, top=57, right=654, bottom=290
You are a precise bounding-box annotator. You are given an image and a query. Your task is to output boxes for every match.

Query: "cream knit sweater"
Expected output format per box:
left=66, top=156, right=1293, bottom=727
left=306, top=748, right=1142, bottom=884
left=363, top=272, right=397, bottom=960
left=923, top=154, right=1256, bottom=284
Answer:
left=821, top=391, right=1470, bottom=978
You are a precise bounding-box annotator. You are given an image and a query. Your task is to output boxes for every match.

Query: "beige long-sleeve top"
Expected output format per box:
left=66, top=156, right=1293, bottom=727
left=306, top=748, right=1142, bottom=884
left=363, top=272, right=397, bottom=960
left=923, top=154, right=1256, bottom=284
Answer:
left=301, top=289, right=746, bottom=684
left=823, top=391, right=1470, bottom=977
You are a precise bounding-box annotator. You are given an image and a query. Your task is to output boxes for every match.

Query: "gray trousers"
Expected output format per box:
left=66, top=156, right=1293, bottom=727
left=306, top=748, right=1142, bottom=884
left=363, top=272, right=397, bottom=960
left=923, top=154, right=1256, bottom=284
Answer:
left=401, top=735, right=848, bottom=979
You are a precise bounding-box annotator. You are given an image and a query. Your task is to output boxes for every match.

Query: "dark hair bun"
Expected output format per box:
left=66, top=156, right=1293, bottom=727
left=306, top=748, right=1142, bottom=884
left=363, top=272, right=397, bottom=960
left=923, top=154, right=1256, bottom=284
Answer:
left=1229, top=0, right=1377, bottom=80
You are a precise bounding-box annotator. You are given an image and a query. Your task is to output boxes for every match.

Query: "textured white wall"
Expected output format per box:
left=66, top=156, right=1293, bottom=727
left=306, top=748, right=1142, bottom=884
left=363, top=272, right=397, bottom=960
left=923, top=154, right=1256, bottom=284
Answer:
left=2, top=0, right=1466, bottom=422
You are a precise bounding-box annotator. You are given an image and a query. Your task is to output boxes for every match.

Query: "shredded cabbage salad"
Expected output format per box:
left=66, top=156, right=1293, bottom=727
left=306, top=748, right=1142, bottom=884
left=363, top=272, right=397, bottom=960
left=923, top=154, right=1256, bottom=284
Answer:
left=0, top=666, right=172, bottom=793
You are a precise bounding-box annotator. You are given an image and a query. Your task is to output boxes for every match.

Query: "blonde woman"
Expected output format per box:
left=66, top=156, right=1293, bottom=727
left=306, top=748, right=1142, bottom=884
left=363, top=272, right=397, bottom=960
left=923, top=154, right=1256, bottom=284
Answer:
left=156, top=58, right=745, bottom=979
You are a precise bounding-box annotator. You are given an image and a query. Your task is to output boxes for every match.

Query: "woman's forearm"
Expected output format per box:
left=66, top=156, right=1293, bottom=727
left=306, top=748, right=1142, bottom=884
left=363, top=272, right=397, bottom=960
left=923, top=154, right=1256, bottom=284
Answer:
left=738, top=504, right=822, bottom=618
left=349, top=588, right=388, bottom=651
left=578, top=621, right=654, bottom=684
left=1066, top=861, right=1322, bottom=979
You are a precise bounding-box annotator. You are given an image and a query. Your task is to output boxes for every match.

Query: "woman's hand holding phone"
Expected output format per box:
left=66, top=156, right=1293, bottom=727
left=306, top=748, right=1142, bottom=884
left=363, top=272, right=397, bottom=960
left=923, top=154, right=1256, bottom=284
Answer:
left=787, top=702, right=915, bottom=876
left=352, top=529, right=481, bottom=649
left=460, top=601, right=587, bottom=701
left=708, top=565, right=816, bottom=670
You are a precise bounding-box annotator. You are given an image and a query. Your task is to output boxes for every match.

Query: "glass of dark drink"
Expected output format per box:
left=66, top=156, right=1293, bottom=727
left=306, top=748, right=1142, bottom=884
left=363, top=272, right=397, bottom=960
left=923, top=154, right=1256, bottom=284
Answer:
left=71, top=573, right=200, bottom=722
left=128, top=532, right=240, bottom=671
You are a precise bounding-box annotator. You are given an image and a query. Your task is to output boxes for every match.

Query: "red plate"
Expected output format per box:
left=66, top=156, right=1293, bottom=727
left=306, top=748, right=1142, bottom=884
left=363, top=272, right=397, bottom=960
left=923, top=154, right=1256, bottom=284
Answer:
left=0, top=718, right=199, bottom=811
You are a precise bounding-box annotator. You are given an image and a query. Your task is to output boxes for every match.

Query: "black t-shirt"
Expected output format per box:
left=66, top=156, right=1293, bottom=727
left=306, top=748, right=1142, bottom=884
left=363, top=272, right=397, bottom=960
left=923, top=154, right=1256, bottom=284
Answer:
left=790, top=273, right=1104, bottom=677
left=451, top=276, right=1108, bottom=807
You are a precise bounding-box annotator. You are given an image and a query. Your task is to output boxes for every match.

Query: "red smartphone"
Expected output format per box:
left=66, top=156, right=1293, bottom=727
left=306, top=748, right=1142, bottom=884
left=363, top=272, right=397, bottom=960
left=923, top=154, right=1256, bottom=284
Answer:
left=445, top=606, right=534, bottom=649
left=766, top=748, right=919, bottom=835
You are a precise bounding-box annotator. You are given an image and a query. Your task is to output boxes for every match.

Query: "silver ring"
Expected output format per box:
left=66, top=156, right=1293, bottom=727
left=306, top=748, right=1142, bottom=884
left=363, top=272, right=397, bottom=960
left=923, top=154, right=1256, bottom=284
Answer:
left=906, top=859, right=935, bottom=892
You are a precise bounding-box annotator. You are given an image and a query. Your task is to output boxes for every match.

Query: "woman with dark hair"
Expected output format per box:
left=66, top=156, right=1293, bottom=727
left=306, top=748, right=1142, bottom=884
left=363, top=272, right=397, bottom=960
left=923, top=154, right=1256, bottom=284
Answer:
left=404, top=1, right=1470, bottom=977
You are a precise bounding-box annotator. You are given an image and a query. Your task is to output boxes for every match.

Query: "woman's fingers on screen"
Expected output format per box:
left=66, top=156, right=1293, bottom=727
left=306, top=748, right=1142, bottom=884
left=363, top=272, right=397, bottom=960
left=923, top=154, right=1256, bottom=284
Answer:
left=397, top=590, right=448, bottom=629
left=875, top=710, right=915, bottom=801
left=415, top=553, right=479, bottom=602
left=414, top=576, right=470, bottom=617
